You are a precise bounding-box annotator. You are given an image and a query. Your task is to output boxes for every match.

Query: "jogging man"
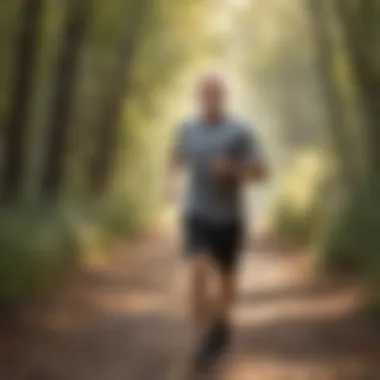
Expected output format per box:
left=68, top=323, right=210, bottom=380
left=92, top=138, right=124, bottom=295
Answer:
left=170, top=71, right=267, bottom=367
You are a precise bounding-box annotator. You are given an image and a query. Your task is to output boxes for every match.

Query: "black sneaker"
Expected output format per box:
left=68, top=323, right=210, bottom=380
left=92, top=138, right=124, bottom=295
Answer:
left=209, top=320, right=230, bottom=354
left=193, top=321, right=230, bottom=370
left=193, top=337, right=214, bottom=370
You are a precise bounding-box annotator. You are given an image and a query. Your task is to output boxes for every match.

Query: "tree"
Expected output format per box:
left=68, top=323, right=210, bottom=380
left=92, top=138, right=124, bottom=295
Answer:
left=88, top=0, right=152, bottom=194
left=306, top=0, right=364, bottom=188
left=334, top=0, right=380, bottom=176
left=1, top=0, right=43, bottom=201
left=41, top=0, right=92, bottom=198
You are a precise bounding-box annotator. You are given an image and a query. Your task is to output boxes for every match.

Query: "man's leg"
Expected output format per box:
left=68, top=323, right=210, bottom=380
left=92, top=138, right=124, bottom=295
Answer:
left=218, top=269, right=237, bottom=325
left=201, top=259, right=237, bottom=326
left=184, top=216, right=213, bottom=334
left=203, top=220, right=242, bottom=354
left=191, top=260, right=237, bottom=366
left=190, top=254, right=212, bottom=331
left=185, top=217, right=242, bottom=367
left=185, top=217, right=226, bottom=368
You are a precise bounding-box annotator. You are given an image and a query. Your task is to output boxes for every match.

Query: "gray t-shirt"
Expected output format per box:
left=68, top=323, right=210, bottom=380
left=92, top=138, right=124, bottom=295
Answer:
left=174, top=116, right=263, bottom=223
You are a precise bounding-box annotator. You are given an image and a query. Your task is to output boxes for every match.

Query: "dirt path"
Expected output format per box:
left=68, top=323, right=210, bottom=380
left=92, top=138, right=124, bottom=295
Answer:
left=0, top=220, right=379, bottom=379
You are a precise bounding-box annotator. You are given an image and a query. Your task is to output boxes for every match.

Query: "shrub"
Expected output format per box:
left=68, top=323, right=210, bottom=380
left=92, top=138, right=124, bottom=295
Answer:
left=319, top=181, right=380, bottom=274
left=0, top=198, right=153, bottom=305
left=269, top=149, right=336, bottom=246
left=0, top=205, right=78, bottom=303
left=313, top=180, right=380, bottom=314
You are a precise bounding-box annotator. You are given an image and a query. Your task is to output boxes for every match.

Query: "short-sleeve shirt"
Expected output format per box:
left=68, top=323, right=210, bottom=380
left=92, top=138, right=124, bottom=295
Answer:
left=174, top=116, right=264, bottom=223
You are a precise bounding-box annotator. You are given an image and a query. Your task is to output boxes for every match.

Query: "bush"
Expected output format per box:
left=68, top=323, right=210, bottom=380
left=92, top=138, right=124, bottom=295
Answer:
left=269, top=149, right=380, bottom=313
left=319, top=181, right=380, bottom=275
left=0, top=205, right=77, bottom=303
left=0, top=198, right=152, bottom=305
left=312, top=180, right=380, bottom=314
left=269, top=149, right=336, bottom=245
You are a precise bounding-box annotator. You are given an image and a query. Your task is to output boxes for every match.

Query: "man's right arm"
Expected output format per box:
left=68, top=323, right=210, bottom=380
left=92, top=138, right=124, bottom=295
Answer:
left=169, top=122, right=186, bottom=173
left=169, top=149, right=183, bottom=174
left=165, top=123, right=186, bottom=200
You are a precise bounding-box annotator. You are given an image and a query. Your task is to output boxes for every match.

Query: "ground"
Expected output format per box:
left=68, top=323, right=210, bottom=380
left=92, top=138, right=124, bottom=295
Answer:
left=0, top=211, right=379, bottom=380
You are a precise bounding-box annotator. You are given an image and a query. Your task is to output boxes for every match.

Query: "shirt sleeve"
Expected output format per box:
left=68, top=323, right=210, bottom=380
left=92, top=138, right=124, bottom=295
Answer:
left=172, top=121, right=187, bottom=158
left=236, top=126, right=265, bottom=165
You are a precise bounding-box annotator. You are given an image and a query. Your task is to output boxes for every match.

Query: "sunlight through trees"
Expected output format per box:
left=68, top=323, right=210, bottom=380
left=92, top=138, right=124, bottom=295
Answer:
left=0, top=0, right=379, bottom=312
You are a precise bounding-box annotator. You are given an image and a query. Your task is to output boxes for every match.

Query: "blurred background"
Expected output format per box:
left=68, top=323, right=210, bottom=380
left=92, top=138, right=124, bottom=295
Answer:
left=0, top=0, right=379, bottom=379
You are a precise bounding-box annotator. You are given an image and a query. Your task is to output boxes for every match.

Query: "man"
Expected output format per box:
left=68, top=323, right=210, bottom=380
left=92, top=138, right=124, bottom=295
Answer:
left=170, top=71, right=267, bottom=367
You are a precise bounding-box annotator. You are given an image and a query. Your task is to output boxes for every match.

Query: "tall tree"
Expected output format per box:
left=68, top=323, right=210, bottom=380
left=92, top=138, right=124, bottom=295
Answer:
left=1, top=0, right=43, bottom=201
left=88, top=0, right=152, bottom=194
left=41, top=0, right=92, bottom=198
left=334, top=0, right=380, bottom=176
left=306, top=0, right=363, bottom=188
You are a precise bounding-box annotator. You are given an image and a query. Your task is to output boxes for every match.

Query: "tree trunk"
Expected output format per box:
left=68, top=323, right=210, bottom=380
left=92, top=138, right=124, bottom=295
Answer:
left=41, top=0, right=92, bottom=198
left=88, top=0, right=150, bottom=194
left=333, top=0, right=379, bottom=177
left=306, top=0, right=361, bottom=188
left=1, top=0, right=43, bottom=202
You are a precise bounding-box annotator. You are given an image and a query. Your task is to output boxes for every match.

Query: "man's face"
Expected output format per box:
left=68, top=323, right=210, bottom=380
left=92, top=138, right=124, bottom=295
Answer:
left=197, top=74, right=226, bottom=116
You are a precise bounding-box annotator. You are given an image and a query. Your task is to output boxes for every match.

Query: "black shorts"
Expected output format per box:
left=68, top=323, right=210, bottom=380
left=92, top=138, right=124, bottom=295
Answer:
left=183, top=214, right=244, bottom=273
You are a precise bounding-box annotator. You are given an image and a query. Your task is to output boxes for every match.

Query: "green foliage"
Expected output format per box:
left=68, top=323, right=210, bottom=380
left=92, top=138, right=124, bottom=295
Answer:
left=270, top=152, right=380, bottom=310
left=24, top=0, right=68, bottom=199
left=315, top=180, right=380, bottom=311
left=0, top=1, right=21, bottom=124
left=0, top=204, right=78, bottom=302
left=269, top=149, right=336, bottom=245
left=0, top=199, right=149, bottom=303
left=318, top=181, right=380, bottom=274
left=0, top=0, right=210, bottom=307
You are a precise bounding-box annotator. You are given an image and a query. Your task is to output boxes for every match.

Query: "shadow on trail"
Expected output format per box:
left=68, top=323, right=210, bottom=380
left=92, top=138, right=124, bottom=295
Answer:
left=231, top=309, right=380, bottom=379
left=0, top=309, right=190, bottom=380
left=234, top=311, right=380, bottom=359
left=80, top=254, right=175, bottom=293
left=0, top=231, right=379, bottom=380
left=238, top=279, right=358, bottom=306
left=2, top=306, right=379, bottom=379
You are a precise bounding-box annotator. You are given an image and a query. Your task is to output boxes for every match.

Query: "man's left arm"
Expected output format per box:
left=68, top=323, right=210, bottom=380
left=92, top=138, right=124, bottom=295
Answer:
left=234, top=127, right=268, bottom=183
left=212, top=127, right=268, bottom=183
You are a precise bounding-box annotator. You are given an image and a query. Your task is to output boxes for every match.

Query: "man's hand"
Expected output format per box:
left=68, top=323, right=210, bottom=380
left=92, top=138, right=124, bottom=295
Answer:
left=211, top=156, right=237, bottom=178
left=211, top=156, right=267, bottom=183
left=170, top=150, right=184, bottom=173
left=164, top=175, right=179, bottom=201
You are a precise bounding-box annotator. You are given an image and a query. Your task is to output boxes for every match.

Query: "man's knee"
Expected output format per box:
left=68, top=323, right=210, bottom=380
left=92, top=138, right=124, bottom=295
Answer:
left=191, top=254, right=214, bottom=277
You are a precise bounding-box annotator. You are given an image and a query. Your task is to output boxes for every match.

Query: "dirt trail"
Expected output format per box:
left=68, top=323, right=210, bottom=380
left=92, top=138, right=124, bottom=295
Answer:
left=0, top=218, right=379, bottom=380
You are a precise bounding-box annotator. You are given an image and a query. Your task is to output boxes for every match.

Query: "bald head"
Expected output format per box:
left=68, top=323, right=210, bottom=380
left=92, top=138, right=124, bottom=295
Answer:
left=197, top=71, right=227, bottom=91
left=196, top=71, right=228, bottom=121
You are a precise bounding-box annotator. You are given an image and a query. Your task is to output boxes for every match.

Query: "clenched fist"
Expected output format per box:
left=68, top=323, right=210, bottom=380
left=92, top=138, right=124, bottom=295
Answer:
left=211, top=156, right=237, bottom=178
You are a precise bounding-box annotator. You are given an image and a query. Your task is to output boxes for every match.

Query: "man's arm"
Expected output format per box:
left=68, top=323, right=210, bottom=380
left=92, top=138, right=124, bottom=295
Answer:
left=235, top=157, right=267, bottom=183
left=236, top=127, right=268, bottom=183
left=165, top=124, right=186, bottom=200
left=212, top=126, right=268, bottom=183
left=169, top=149, right=184, bottom=173
left=169, top=122, right=186, bottom=173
